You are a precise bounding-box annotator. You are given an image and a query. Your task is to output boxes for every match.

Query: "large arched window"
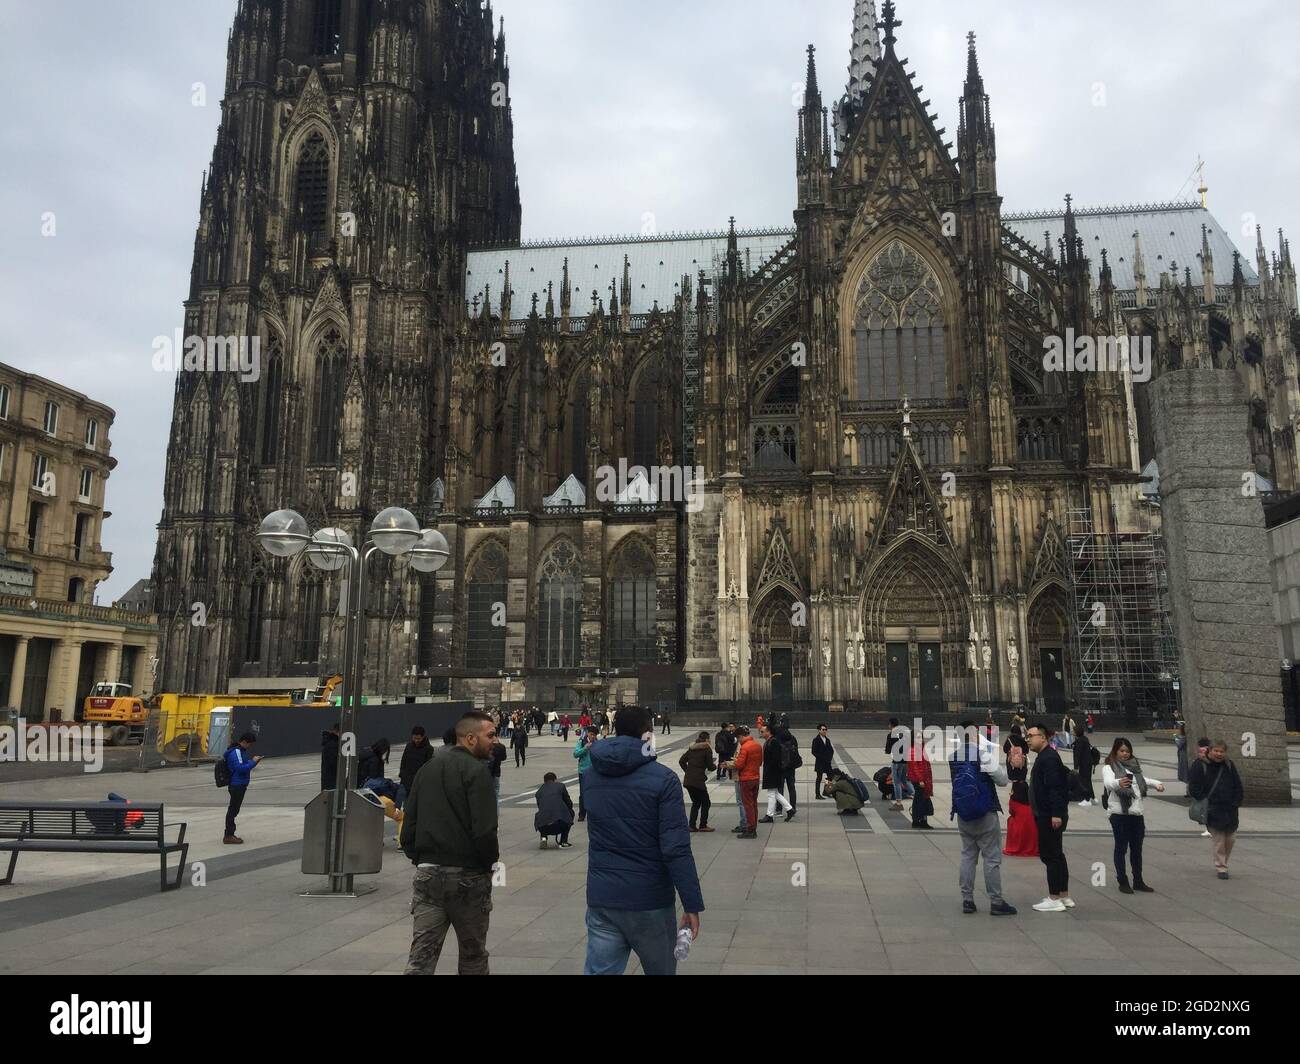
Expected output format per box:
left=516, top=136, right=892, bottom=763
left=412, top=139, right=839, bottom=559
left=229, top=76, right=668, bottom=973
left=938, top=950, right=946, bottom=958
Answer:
left=465, top=541, right=507, bottom=670
left=537, top=540, right=582, bottom=668
left=310, top=327, right=346, bottom=463
left=259, top=332, right=283, bottom=465
left=631, top=363, right=661, bottom=470
left=295, top=132, right=331, bottom=247
left=244, top=581, right=265, bottom=663
left=568, top=366, right=590, bottom=481
left=853, top=240, right=949, bottom=400
left=609, top=539, right=656, bottom=668
left=312, top=0, right=342, bottom=57
left=294, top=575, right=323, bottom=664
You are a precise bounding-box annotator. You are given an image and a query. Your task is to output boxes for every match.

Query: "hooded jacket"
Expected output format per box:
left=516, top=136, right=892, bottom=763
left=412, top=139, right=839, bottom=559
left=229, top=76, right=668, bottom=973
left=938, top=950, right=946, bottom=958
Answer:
left=584, top=735, right=705, bottom=914
left=398, top=738, right=433, bottom=791
left=678, top=741, right=717, bottom=789
left=225, top=745, right=259, bottom=788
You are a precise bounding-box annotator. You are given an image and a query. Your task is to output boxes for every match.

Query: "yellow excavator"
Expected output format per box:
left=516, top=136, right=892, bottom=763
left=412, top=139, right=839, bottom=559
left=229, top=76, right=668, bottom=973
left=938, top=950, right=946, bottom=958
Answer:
left=83, top=675, right=344, bottom=755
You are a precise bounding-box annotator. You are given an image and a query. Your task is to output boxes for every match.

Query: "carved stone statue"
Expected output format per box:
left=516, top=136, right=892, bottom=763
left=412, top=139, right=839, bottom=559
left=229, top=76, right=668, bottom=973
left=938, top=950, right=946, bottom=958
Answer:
left=981, top=644, right=993, bottom=671
left=821, top=642, right=832, bottom=670
left=728, top=636, right=739, bottom=669
left=1007, top=638, right=1020, bottom=671
left=967, top=642, right=979, bottom=671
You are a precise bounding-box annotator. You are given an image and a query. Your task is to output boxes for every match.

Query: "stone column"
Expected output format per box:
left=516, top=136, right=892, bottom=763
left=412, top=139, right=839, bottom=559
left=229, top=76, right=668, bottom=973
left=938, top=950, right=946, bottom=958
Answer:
left=132, top=645, right=154, bottom=700
left=102, top=641, right=123, bottom=687
left=7, top=636, right=29, bottom=708
left=1150, top=369, right=1291, bottom=804
left=55, top=639, right=84, bottom=722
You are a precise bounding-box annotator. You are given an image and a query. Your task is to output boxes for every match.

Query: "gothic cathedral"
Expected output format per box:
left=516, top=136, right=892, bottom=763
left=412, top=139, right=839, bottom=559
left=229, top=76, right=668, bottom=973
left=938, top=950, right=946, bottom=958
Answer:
left=155, top=0, right=1299, bottom=715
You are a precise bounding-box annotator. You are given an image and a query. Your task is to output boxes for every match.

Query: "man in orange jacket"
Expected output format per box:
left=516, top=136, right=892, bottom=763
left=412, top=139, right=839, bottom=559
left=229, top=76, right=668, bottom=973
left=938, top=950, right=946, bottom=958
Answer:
left=726, top=725, right=763, bottom=839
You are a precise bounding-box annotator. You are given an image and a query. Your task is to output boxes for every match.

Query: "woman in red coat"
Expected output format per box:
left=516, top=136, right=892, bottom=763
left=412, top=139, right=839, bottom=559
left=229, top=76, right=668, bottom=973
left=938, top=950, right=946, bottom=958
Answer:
left=1002, top=725, right=1039, bottom=856
left=906, top=741, right=934, bottom=829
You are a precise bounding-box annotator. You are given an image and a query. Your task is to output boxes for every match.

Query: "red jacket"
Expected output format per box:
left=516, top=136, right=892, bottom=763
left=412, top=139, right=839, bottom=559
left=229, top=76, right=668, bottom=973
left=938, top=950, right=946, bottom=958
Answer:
left=732, top=736, right=762, bottom=782
left=906, top=746, right=933, bottom=795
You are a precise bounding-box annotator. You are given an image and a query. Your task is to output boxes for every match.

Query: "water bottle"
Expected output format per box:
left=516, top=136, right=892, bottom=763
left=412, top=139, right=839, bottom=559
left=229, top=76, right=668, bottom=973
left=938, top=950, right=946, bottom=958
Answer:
left=673, top=927, right=693, bottom=961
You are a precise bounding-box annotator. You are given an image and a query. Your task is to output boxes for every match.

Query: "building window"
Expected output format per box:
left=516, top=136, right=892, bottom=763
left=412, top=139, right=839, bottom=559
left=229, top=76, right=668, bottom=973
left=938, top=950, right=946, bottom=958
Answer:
left=74, top=513, right=89, bottom=561
left=27, top=501, right=44, bottom=553
left=854, top=239, right=949, bottom=401
left=0, top=442, right=7, bottom=479
left=631, top=365, right=661, bottom=470
left=0, top=384, right=9, bottom=419
left=244, top=582, right=265, bottom=663
left=609, top=539, right=657, bottom=668
left=78, top=468, right=92, bottom=501
left=260, top=333, right=283, bottom=465
left=465, top=541, right=507, bottom=670
left=310, top=327, right=346, bottom=463
left=417, top=576, right=437, bottom=672
left=67, top=578, right=84, bottom=604
left=568, top=366, right=590, bottom=481
left=537, top=540, right=582, bottom=669
left=312, top=0, right=342, bottom=56
left=294, top=578, right=323, bottom=663
left=31, top=454, right=50, bottom=493
left=43, top=401, right=59, bottom=435
left=85, top=419, right=98, bottom=448
left=295, top=132, right=331, bottom=248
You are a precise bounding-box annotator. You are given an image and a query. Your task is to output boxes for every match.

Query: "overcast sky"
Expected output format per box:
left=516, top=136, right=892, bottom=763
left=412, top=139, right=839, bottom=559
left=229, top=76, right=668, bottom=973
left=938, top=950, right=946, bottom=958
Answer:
left=0, top=0, right=1295, bottom=602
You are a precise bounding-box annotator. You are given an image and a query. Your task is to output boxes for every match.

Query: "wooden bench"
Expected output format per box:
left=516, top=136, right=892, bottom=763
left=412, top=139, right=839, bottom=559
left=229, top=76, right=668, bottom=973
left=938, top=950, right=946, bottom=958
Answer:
left=0, top=800, right=189, bottom=892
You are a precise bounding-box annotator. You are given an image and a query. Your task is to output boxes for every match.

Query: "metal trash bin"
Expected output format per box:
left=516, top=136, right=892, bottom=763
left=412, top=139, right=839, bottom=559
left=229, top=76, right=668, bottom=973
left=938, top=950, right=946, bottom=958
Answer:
left=301, top=789, right=384, bottom=876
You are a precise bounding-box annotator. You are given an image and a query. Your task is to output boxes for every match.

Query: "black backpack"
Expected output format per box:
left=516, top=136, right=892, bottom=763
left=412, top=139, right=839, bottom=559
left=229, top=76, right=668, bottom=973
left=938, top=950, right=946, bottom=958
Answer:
left=849, top=778, right=871, bottom=804
left=214, top=750, right=232, bottom=789
left=1090, top=745, right=1101, bottom=767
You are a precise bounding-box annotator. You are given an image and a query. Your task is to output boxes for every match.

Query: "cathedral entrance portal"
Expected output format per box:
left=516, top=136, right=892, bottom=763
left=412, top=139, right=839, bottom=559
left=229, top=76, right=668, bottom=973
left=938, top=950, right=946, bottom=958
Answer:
left=771, top=647, right=793, bottom=708
left=885, top=643, right=910, bottom=713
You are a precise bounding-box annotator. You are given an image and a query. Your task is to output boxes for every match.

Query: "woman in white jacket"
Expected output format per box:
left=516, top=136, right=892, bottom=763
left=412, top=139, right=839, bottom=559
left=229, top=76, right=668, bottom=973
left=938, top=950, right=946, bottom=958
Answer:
left=1102, top=738, right=1164, bottom=895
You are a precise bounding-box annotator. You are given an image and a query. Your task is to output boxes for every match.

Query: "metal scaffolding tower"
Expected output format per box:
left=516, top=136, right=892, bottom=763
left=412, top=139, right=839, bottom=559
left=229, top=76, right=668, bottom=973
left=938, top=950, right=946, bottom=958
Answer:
left=1067, top=506, right=1178, bottom=712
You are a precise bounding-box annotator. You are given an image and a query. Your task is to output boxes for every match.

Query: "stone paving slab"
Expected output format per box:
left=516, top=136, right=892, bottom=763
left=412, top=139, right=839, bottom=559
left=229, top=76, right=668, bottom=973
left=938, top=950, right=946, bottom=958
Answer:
left=1, top=730, right=1297, bottom=974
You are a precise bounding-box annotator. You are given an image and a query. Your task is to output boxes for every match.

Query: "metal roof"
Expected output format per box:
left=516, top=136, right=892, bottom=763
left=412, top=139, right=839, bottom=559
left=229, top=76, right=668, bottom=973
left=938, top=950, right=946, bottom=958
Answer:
left=466, top=229, right=795, bottom=317
left=467, top=203, right=1257, bottom=320
left=1003, top=201, right=1257, bottom=290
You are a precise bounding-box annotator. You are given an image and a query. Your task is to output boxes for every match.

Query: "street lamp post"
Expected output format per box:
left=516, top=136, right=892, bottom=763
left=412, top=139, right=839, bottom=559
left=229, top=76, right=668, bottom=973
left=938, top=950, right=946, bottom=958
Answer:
left=256, top=508, right=447, bottom=898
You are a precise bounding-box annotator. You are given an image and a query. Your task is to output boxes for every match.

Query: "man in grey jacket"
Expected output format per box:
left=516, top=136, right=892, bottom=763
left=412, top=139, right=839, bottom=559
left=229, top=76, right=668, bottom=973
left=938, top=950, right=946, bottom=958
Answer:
left=949, top=722, right=1018, bottom=917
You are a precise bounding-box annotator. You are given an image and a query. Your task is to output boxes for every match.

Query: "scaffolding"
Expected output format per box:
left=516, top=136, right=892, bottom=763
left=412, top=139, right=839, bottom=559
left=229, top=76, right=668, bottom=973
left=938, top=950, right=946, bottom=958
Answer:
left=1067, top=506, right=1178, bottom=713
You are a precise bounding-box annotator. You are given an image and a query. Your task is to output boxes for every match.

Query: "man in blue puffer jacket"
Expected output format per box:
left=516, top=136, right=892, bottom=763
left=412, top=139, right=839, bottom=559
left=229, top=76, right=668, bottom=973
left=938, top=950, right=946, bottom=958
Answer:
left=223, top=732, right=263, bottom=844
left=583, top=704, right=704, bottom=975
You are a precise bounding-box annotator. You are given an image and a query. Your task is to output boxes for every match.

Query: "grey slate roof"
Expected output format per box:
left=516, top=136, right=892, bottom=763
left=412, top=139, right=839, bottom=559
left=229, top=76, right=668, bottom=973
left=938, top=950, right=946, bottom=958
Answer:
left=466, top=203, right=1256, bottom=321
left=1003, top=201, right=1257, bottom=290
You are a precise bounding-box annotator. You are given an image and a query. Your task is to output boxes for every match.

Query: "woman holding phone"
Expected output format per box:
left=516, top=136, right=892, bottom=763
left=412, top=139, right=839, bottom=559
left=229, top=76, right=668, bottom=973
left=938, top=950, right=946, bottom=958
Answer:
left=1101, top=737, right=1164, bottom=894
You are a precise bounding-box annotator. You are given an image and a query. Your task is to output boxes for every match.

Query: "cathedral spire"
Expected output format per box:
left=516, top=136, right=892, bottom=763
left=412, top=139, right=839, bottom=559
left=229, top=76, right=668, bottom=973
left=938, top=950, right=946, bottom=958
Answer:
left=1133, top=229, right=1148, bottom=308
left=1201, top=223, right=1216, bottom=304
left=834, top=1, right=881, bottom=156
left=957, top=29, right=996, bottom=193
left=797, top=47, right=831, bottom=202
left=878, top=0, right=901, bottom=54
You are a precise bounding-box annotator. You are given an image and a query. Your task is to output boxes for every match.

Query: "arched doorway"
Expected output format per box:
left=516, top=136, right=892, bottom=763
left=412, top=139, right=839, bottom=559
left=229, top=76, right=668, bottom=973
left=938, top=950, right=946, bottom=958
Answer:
left=1028, top=585, right=1071, bottom=715
left=861, top=541, right=969, bottom=712
left=750, top=587, right=810, bottom=707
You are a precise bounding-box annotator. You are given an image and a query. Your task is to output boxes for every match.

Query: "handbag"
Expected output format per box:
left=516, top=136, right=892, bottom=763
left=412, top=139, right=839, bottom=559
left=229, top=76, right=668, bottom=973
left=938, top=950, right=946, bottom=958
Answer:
left=1188, top=762, right=1224, bottom=824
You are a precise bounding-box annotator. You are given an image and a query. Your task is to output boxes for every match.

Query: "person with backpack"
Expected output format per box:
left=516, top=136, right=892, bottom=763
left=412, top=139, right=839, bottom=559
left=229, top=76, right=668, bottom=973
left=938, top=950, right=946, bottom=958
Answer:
left=823, top=769, right=865, bottom=815
left=1101, top=737, right=1163, bottom=893
left=510, top=720, right=529, bottom=767
left=885, top=719, right=913, bottom=810
left=1072, top=723, right=1097, bottom=806
left=758, top=724, right=794, bottom=824
left=1187, top=740, right=1245, bottom=879
left=949, top=723, right=1017, bottom=915
left=1192, top=737, right=1213, bottom=836
left=811, top=724, right=835, bottom=798
left=221, top=732, right=263, bottom=844
left=679, top=732, right=717, bottom=833
left=774, top=725, right=802, bottom=812
left=1025, top=722, right=1073, bottom=911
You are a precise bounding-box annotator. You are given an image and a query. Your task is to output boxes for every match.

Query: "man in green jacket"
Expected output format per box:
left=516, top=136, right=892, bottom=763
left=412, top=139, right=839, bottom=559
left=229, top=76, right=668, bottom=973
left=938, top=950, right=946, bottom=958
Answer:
left=400, top=711, right=500, bottom=975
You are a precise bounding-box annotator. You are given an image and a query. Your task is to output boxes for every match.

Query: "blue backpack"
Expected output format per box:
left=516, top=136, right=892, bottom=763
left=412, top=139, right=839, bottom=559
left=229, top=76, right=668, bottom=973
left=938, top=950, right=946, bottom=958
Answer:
left=950, top=753, right=996, bottom=821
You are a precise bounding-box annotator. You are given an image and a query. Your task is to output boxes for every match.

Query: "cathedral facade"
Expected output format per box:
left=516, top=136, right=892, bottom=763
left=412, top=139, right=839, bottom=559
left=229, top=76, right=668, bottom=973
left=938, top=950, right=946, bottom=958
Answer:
left=154, top=0, right=1298, bottom=714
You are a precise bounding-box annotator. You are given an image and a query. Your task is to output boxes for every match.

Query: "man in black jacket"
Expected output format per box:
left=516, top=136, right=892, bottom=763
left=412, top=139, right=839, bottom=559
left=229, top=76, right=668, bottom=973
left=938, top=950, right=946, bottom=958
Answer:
left=397, top=726, right=433, bottom=808
left=758, top=724, right=795, bottom=823
left=811, top=725, right=834, bottom=799
left=400, top=711, right=500, bottom=975
left=1026, top=723, right=1073, bottom=912
left=714, top=723, right=736, bottom=781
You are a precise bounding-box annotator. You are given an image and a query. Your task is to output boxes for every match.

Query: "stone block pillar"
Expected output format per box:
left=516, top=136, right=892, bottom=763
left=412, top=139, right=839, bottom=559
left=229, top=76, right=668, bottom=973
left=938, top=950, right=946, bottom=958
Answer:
left=8, top=636, right=29, bottom=709
left=1150, top=369, right=1291, bottom=804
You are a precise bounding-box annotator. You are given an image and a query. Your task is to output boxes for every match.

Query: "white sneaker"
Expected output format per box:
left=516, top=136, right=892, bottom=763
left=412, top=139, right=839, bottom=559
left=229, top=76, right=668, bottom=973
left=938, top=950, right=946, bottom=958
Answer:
left=1062, top=897, right=1075, bottom=908
left=1033, top=898, right=1067, bottom=912
left=1200, top=829, right=1211, bottom=837
left=1077, top=800, right=1091, bottom=807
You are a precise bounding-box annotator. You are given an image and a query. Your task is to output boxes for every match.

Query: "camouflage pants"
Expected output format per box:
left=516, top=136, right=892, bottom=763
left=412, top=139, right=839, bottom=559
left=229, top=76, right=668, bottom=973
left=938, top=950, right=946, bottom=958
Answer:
left=404, top=866, right=492, bottom=975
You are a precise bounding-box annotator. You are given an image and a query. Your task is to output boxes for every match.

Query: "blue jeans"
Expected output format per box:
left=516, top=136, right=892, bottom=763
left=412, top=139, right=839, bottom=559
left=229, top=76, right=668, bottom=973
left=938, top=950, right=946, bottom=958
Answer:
left=584, top=905, right=678, bottom=975
left=891, top=764, right=913, bottom=801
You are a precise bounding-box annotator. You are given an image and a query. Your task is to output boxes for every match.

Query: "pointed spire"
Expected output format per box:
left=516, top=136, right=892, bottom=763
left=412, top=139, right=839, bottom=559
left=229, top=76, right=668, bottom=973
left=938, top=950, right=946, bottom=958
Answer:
left=966, top=30, right=982, bottom=86
left=805, top=44, right=820, bottom=100
left=545, top=281, right=555, bottom=319
left=1133, top=230, right=1147, bottom=308
left=1201, top=222, right=1216, bottom=303
left=835, top=1, right=881, bottom=155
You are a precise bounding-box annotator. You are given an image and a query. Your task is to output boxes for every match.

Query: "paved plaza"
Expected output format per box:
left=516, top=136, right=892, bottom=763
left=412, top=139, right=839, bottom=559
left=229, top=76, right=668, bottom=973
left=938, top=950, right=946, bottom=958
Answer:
left=1, top=729, right=1298, bottom=976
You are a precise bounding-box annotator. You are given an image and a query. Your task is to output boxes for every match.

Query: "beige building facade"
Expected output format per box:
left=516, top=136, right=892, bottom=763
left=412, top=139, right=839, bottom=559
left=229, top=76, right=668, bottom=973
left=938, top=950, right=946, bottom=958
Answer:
left=0, top=362, right=157, bottom=720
